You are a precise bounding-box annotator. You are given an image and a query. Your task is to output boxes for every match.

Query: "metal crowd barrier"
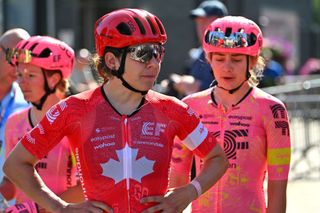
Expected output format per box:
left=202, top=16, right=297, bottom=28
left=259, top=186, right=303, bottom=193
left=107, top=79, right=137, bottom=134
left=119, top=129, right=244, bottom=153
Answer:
left=263, top=76, right=320, bottom=180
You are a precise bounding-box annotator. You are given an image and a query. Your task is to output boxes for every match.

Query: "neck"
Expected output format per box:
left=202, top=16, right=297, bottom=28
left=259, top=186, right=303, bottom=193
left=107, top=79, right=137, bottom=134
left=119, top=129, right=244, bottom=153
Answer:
left=214, top=82, right=251, bottom=109
left=32, top=93, right=60, bottom=117
left=103, top=81, right=145, bottom=115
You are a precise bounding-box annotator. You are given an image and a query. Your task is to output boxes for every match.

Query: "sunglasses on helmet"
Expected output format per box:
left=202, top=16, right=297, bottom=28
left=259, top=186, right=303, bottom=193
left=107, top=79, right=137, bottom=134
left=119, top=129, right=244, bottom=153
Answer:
left=6, top=48, right=34, bottom=65
left=205, top=29, right=256, bottom=48
left=127, top=44, right=165, bottom=63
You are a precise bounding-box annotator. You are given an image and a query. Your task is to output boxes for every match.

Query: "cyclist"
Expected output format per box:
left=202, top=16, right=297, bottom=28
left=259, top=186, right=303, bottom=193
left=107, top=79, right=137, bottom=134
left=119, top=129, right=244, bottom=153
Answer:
left=4, top=9, right=228, bottom=213
left=0, top=36, right=84, bottom=212
left=169, top=16, right=291, bottom=213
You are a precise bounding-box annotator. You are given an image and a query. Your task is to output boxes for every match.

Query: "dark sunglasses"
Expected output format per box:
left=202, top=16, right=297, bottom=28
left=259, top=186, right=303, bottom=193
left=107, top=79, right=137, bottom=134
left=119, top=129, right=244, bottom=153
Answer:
left=127, top=44, right=165, bottom=63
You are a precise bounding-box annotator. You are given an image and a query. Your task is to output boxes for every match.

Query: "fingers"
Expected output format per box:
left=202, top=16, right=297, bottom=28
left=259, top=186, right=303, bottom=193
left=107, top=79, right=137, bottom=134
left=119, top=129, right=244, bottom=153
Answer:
left=140, top=195, right=164, bottom=204
left=91, top=201, right=113, bottom=213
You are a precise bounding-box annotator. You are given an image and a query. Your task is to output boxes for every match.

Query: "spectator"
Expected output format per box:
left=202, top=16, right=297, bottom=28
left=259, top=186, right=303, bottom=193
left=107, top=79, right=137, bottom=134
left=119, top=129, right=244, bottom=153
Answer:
left=166, top=0, right=228, bottom=98
left=0, top=28, right=30, bottom=181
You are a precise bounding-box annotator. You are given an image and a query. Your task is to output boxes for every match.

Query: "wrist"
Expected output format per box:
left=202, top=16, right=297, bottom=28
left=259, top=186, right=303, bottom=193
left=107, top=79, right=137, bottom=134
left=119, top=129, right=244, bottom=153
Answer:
left=190, top=179, right=202, bottom=199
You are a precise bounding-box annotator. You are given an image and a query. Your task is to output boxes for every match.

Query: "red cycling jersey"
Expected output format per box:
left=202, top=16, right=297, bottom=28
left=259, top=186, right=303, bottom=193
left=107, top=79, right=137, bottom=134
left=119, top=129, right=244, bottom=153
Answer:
left=5, top=107, right=77, bottom=204
left=20, top=86, right=217, bottom=213
left=171, top=87, right=291, bottom=213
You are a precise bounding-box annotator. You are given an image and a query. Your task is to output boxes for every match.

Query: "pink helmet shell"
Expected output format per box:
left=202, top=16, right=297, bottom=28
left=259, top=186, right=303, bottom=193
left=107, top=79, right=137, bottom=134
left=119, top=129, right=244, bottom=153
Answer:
left=203, top=16, right=263, bottom=56
left=15, top=36, right=74, bottom=78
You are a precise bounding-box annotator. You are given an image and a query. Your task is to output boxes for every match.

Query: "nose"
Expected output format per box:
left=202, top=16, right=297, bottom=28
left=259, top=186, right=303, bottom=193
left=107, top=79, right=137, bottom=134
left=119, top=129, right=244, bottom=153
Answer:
left=223, top=59, right=234, bottom=72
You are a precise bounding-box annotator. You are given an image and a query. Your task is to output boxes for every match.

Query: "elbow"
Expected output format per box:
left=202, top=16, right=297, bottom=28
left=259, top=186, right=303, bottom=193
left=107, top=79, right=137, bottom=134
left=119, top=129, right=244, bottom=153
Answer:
left=3, top=158, right=12, bottom=178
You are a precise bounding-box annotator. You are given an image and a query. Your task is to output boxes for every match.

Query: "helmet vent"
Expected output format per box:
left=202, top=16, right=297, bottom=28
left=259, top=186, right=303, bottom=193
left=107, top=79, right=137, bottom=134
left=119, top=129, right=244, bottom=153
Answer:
left=155, top=17, right=165, bottom=35
left=146, top=16, right=156, bottom=34
left=29, top=43, right=38, bottom=52
left=249, top=33, right=257, bottom=46
left=133, top=17, right=146, bottom=35
left=116, top=22, right=132, bottom=35
left=21, top=41, right=29, bottom=49
left=38, top=48, right=52, bottom=58
left=225, top=27, right=232, bottom=37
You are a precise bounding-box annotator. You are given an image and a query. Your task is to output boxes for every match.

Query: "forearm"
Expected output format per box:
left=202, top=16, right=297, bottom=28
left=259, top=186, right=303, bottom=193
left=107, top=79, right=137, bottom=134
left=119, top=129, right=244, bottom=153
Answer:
left=4, top=159, right=67, bottom=212
left=267, top=180, right=288, bottom=213
left=191, top=153, right=227, bottom=196
left=59, top=184, right=85, bottom=203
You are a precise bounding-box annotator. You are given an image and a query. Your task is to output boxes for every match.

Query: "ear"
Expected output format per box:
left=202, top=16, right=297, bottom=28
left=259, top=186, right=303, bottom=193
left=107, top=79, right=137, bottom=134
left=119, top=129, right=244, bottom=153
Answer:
left=48, top=73, right=62, bottom=89
left=104, top=52, right=120, bottom=70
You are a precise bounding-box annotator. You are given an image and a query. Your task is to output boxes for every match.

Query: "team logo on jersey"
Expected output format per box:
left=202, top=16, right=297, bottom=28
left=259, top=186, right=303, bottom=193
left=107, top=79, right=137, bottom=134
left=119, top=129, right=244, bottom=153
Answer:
left=214, top=129, right=249, bottom=168
left=270, top=104, right=289, bottom=136
left=26, top=133, right=36, bottom=144
left=141, top=122, right=166, bottom=136
left=101, top=144, right=155, bottom=184
left=35, top=123, right=45, bottom=135
left=46, top=105, right=60, bottom=125
left=59, top=101, right=67, bottom=111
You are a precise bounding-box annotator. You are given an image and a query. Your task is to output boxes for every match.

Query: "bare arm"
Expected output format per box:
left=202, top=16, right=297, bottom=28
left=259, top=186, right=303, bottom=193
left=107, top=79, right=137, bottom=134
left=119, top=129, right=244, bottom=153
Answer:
left=141, top=143, right=228, bottom=213
left=3, top=143, right=112, bottom=213
left=267, top=179, right=288, bottom=213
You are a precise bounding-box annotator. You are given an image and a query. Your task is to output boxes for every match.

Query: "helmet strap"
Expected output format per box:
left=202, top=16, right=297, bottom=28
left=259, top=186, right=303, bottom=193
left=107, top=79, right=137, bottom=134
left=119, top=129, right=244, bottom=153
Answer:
left=111, top=48, right=148, bottom=96
left=31, top=69, right=56, bottom=110
left=213, top=55, right=251, bottom=94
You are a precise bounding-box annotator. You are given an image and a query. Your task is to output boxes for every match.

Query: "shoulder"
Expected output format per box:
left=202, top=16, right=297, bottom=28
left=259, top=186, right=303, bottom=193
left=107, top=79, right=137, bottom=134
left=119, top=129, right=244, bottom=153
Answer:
left=250, top=87, right=287, bottom=112
left=64, top=86, right=103, bottom=108
left=182, top=88, right=211, bottom=105
left=6, top=107, right=30, bottom=128
left=189, top=47, right=203, bottom=60
left=147, top=90, right=186, bottom=106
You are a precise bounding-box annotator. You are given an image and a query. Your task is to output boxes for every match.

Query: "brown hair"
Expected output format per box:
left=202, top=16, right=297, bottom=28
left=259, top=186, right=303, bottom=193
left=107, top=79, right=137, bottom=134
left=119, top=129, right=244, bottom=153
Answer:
left=91, top=47, right=124, bottom=83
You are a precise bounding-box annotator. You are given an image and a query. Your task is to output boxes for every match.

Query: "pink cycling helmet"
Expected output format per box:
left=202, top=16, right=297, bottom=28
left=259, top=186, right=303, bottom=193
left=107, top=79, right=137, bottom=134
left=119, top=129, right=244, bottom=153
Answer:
left=94, top=8, right=167, bottom=56
left=203, top=16, right=263, bottom=56
left=14, top=35, right=74, bottom=78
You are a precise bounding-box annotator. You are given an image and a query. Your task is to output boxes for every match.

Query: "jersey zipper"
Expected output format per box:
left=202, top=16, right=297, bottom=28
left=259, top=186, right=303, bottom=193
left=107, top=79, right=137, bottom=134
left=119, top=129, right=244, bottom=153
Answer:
left=122, top=116, right=132, bottom=212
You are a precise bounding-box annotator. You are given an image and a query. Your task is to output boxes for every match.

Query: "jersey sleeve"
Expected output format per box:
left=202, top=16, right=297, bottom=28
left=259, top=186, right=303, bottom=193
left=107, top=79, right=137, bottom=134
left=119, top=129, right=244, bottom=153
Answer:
left=264, top=99, right=291, bottom=180
left=5, top=114, right=18, bottom=158
left=21, top=100, right=75, bottom=159
left=167, top=98, right=217, bottom=158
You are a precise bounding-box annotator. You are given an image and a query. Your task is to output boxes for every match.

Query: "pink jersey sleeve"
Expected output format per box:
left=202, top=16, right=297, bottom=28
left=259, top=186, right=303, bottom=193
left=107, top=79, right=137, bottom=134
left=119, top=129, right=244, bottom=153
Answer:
left=5, top=108, right=30, bottom=158
left=263, top=99, right=291, bottom=180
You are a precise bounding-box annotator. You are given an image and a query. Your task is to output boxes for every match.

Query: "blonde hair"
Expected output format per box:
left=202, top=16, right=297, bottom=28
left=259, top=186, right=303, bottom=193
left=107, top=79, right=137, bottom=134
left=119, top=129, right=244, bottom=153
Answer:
left=249, top=55, right=265, bottom=86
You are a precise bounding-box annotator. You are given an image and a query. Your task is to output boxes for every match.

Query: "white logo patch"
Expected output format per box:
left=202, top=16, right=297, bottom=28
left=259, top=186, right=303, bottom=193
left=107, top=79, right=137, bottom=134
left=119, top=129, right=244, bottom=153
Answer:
left=141, top=122, right=166, bottom=136
left=101, top=144, right=155, bottom=184
left=46, top=106, right=60, bottom=125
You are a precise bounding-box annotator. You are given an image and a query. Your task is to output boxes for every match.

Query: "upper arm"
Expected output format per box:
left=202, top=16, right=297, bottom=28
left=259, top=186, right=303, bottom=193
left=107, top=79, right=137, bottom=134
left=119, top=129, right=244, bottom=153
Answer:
left=169, top=138, right=194, bottom=188
left=264, top=101, right=291, bottom=180
left=5, top=142, right=39, bottom=169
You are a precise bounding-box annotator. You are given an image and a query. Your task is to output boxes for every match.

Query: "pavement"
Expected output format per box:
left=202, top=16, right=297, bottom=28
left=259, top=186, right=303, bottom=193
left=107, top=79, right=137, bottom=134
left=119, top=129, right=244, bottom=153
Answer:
left=287, top=180, right=320, bottom=213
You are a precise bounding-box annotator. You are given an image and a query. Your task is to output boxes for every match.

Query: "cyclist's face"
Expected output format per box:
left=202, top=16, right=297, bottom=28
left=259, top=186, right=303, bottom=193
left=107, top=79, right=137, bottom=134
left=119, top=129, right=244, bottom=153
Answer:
left=123, top=43, right=162, bottom=91
left=208, top=52, right=248, bottom=89
left=16, top=63, right=46, bottom=102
